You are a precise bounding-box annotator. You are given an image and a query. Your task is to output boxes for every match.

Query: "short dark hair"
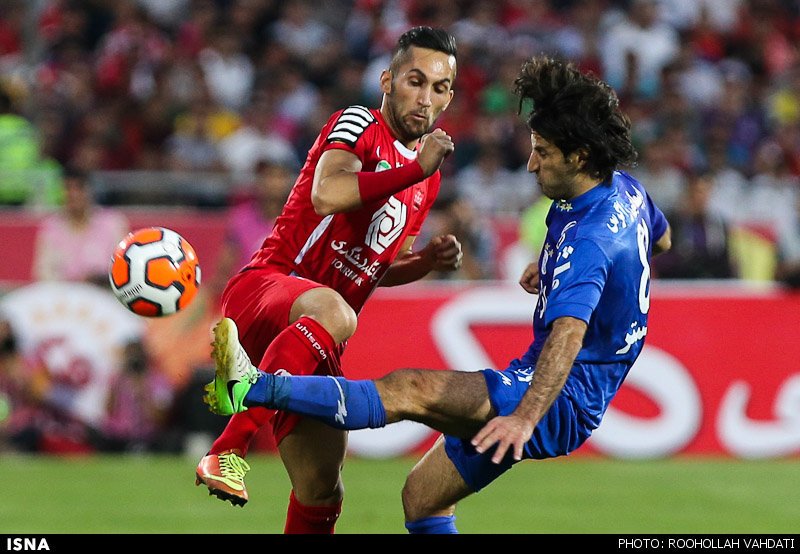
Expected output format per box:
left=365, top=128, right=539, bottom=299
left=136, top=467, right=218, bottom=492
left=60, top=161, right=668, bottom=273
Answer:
left=515, top=56, right=637, bottom=181
left=389, top=26, right=457, bottom=75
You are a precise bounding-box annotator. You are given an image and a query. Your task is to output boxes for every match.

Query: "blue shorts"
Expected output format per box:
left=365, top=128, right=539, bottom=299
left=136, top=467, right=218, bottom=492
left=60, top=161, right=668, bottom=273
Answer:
left=444, top=362, right=591, bottom=492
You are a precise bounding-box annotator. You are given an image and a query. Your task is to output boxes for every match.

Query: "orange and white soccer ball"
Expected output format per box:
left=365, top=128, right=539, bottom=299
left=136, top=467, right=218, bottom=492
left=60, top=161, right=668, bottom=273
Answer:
left=109, top=227, right=201, bottom=317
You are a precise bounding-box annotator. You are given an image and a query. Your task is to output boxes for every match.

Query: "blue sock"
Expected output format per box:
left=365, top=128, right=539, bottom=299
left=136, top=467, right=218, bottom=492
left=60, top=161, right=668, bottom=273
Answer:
left=405, top=516, right=458, bottom=534
left=244, top=372, right=386, bottom=430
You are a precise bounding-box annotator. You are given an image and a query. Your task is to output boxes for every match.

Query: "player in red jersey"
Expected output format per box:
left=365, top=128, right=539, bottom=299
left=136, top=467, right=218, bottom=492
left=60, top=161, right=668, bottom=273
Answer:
left=195, top=26, right=461, bottom=533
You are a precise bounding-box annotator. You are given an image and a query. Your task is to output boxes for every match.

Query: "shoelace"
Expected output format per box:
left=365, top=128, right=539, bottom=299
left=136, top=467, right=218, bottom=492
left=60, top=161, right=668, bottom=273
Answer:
left=218, top=453, right=251, bottom=482
left=234, top=345, right=259, bottom=384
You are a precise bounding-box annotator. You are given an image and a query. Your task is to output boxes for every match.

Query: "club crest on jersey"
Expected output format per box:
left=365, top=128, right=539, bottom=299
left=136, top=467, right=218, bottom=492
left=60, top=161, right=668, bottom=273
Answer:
left=366, top=196, right=407, bottom=254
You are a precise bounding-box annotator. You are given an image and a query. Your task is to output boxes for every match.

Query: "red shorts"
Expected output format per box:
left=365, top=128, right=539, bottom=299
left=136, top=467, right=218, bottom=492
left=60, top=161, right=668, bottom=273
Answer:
left=220, top=267, right=346, bottom=441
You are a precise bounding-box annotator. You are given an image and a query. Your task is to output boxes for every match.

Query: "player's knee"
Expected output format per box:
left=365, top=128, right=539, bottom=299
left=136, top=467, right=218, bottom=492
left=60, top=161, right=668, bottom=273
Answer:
left=401, top=475, right=426, bottom=520
left=295, top=289, right=358, bottom=343
left=379, top=368, right=439, bottom=416
left=323, top=301, right=357, bottom=343
left=401, top=471, right=443, bottom=521
left=293, top=470, right=345, bottom=505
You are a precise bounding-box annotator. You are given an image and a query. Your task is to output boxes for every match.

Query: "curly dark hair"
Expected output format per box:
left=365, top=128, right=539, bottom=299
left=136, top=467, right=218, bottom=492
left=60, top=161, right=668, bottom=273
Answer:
left=515, top=56, right=637, bottom=181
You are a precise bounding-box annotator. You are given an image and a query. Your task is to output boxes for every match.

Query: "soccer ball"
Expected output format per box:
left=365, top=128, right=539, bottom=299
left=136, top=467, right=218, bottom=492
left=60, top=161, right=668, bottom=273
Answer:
left=109, top=227, right=201, bottom=317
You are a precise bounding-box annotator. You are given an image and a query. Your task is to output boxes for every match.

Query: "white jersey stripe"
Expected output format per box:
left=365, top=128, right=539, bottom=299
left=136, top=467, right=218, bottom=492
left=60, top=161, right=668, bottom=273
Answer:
left=343, top=105, right=374, bottom=120
left=337, top=113, right=372, bottom=127
left=294, top=214, right=334, bottom=265
left=328, top=130, right=359, bottom=144
left=332, top=121, right=369, bottom=136
left=327, top=106, right=375, bottom=147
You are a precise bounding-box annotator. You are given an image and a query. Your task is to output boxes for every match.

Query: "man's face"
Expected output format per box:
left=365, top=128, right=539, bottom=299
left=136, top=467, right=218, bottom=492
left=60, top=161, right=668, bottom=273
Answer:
left=64, top=176, right=91, bottom=218
left=381, top=46, right=455, bottom=143
left=527, top=131, right=583, bottom=200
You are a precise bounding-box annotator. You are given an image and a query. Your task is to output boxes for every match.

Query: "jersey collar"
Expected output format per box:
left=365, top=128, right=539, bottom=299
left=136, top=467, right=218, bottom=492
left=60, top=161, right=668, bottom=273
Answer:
left=554, top=176, right=614, bottom=213
left=375, top=110, right=419, bottom=160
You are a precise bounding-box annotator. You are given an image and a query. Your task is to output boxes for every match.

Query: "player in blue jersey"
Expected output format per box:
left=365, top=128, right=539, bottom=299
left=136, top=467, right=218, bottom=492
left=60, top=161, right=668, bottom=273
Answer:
left=203, top=56, right=672, bottom=533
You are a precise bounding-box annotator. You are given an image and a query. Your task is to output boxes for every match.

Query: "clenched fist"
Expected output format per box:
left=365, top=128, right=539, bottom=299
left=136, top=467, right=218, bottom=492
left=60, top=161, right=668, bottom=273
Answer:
left=417, top=129, right=454, bottom=177
left=423, top=234, right=462, bottom=272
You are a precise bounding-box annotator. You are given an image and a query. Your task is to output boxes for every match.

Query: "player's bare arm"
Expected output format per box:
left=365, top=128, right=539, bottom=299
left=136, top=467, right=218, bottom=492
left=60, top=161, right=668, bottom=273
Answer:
left=380, top=234, right=463, bottom=287
left=471, top=316, right=587, bottom=464
left=652, top=223, right=672, bottom=256
left=310, top=130, right=453, bottom=217
left=310, top=148, right=365, bottom=216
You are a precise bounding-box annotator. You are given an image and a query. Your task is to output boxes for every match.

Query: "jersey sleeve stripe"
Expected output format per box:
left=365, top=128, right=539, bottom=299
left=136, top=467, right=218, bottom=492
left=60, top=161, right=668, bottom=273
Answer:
left=332, top=121, right=369, bottom=136
left=338, top=113, right=372, bottom=127
left=327, top=106, right=375, bottom=147
left=343, top=105, right=374, bottom=121
left=328, top=130, right=360, bottom=145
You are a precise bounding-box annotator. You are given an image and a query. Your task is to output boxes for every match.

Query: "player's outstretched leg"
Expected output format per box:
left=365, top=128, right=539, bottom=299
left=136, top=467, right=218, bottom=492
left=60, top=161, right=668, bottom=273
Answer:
left=195, top=449, right=251, bottom=507
left=196, top=318, right=259, bottom=506
left=204, top=319, right=386, bottom=430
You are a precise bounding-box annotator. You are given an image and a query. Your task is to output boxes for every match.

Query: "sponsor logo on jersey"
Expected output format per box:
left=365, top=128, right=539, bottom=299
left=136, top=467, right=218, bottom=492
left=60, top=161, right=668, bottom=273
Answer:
left=413, top=188, right=424, bottom=210
left=366, top=196, right=407, bottom=254
left=295, top=321, right=328, bottom=360
left=329, top=239, right=383, bottom=286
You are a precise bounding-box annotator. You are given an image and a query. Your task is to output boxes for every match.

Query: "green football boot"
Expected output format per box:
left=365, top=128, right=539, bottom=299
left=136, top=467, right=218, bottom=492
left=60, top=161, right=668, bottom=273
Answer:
left=205, top=317, right=259, bottom=416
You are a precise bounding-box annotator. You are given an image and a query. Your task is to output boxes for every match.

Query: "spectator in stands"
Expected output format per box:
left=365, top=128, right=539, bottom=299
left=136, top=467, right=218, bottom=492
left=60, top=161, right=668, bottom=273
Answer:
left=600, top=0, right=680, bottom=100
left=699, top=59, right=767, bottom=174
left=551, top=0, right=605, bottom=74
left=32, top=166, right=129, bottom=286
left=743, top=140, right=799, bottom=249
left=0, top=314, right=91, bottom=454
left=217, top=91, right=298, bottom=174
left=704, top=137, right=750, bottom=224
left=768, top=61, right=800, bottom=129
left=98, top=339, right=174, bottom=453
left=456, top=142, right=535, bottom=216
left=0, top=90, right=58, bottom=206
left=652, top=171, right=736, bottom=279
left=198, top=24, right=255, bottom=112
left=165, top=95, right=233, bottom=172
left=213, top=159, right=293, bottom=291
left=450, top=0, right=509, bottom=69
left=630, top=135, right=687, bottom=214
left=659, top=0, right=742, bottom=36
left=269, top=0, right=334, bottom=64
left=8, top=0, right=800, bottom=289
left=0, top=317, right=22, bottom=451
left=724, top=139, right=800, bottom=282
left=427, top=194, right=497, bottom=281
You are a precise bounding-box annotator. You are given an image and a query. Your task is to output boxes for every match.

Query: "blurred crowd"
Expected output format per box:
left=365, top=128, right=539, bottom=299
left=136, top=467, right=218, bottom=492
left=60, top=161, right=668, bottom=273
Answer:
left=2, top=0, right=800, bottom=454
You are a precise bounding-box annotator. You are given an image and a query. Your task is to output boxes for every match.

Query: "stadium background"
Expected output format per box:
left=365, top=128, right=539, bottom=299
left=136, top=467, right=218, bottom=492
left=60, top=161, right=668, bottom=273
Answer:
left=1, top=0, right=799, bottom=534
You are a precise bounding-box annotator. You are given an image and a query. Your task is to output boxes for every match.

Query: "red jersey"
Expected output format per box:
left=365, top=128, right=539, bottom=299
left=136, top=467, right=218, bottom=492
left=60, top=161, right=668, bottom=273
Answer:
left=246, top=106, right=440, bottom=313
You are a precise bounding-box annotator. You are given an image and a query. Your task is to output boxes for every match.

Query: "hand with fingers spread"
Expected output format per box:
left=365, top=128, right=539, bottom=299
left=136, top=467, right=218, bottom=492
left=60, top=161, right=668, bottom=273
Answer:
left=471, top=413, right=535, bottom=464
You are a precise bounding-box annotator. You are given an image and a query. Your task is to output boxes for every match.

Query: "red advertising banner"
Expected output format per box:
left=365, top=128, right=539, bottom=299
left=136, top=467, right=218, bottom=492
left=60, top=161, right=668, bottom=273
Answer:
left=340, top=282, right=800, bottom=460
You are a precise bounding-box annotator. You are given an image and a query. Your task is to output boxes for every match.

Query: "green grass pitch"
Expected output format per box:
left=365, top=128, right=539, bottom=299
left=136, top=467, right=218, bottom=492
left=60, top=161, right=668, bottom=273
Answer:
left=0, top=453, right=798, bottom=534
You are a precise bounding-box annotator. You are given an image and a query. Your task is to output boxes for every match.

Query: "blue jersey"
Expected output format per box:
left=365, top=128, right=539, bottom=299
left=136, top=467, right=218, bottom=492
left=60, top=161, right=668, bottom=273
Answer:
left=520, top=171, right=668, bottom=430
